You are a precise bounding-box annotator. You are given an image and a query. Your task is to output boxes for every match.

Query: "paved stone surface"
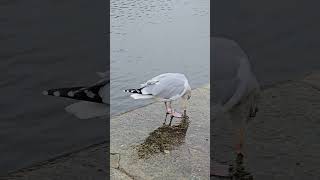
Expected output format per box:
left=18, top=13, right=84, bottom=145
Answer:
left=301, top=72, right=320, bottom=90
left=1, top=143, right=108, bottom=180
left=111, top=84, right=210, bottom=180
left=3, top=72, right=320, bottom=180
left=246, top=75, right=320, bottom=180
left=211, top=73, right=320, bottom=180
left=2, top=85, right=210, bottom=180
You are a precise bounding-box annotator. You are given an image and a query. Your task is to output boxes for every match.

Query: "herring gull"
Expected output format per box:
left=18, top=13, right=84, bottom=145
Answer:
left=124, top=73, right=191, bottom=125
left=211, top=37, right=260, bottom=177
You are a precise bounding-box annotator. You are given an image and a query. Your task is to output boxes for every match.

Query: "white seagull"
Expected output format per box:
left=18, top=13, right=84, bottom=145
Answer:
left=211, top=37, right=260, bottom=177
left=213, top=37, right=261, bottom=155
left=124, top=73, right=191, bottom=125
left=42, top=71, right=109, bottom=119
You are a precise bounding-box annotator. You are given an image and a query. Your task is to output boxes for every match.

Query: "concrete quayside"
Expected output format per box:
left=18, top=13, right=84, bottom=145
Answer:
left=3, top=72, right=320, bottom=179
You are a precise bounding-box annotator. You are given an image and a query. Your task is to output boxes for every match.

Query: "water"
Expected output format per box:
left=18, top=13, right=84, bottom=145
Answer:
left=213, top=1, right=320, bottom=87
left=0, top=1, right=106, bottom=174
left=110, top=0, right=210, bottom=116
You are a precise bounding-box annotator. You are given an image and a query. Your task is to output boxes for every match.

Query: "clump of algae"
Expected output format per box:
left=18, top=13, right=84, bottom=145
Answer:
left=137, top=116, right=190, bottom=159
left=229, top=153, right=253, bottom=180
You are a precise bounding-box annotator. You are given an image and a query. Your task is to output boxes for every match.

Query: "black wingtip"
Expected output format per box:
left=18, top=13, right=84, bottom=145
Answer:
left=123, top=88, right=142, bottom=94
left=42, top=85, right=104, bottom=104
left=42, top=90, right=49, bottom=95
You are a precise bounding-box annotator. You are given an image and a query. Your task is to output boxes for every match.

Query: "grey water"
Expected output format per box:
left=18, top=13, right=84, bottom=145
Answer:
left=213, top=1, right=320, bottom=88
left=110, top=0, right=210, bottom=116
left=0, top=1, right=106, bottom=174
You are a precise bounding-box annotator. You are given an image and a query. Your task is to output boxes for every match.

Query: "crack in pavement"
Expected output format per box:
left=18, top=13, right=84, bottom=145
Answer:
left=111, top=152, right=136, bottom=180
left=118, top=167, right=136, bottom=180
left=110, top=152, right=120, bottom=169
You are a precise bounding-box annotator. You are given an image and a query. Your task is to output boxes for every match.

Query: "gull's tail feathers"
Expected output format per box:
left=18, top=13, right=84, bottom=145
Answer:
left=123, top=88, right=143, bottom=94
left=65, top=101, right=108, bottom=119
left=130, top=94, right=153, bottom=99
left=42, top=82, right=106, bottom=104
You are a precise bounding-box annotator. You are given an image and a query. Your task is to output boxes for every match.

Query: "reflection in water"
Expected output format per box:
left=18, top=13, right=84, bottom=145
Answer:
left=211, top=153, right=253, bottom=179
left=229, top=153, right=253, bottom=180
left=110, top=0, right=209, bottom=116
left=136, top=117, right=190, bottom=159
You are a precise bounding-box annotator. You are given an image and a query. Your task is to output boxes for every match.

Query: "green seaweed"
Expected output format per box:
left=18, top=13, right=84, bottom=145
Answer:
left=137, top=116, right=190, bottom=159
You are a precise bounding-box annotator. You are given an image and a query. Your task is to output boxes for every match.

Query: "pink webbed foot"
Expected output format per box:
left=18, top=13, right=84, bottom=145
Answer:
left=171, top=110, right=183, bottom=118
left=166, top=108, right=182, bottom=118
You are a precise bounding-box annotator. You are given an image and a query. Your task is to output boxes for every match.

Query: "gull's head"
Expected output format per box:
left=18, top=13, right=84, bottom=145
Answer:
left=183, top=89, right=192, bottom=101
left=187, top=91, right=191, bottom=100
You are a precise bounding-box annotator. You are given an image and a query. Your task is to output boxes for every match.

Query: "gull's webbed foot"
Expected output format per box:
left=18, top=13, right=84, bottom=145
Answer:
left=172, top=111, right=182, bottom=118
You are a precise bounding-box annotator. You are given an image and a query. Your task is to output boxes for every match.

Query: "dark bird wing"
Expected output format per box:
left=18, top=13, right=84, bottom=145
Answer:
left=43, top=79, right=109, bottom=104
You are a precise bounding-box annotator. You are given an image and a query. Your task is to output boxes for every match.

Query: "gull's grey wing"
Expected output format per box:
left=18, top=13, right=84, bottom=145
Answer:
left=153, top=79, right=186, bottom=99
left=212, top=37, right=248, bottom=105
left=142, top=76, right=186, bottom=100
left=214, top=79, right=240, bottom=105
left=212, top=37, right=247, bottom=81
left=212, top=37, right=260, bottom=112
left=140, top=73, right=178, bottom=88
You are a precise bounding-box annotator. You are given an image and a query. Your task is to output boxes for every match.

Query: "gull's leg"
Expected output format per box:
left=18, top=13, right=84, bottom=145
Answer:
left=168, top=101, right=175, bottom=126
left=169, top=115, right=174, bottom=126
left=164, top=102, right=172, bottom=114
left=166, top=101, right=172, bottom=113
left=235, top=127, right=245, bottom=155
left=163, top=102, right=170, bottom=125
left=163, top=113, right=169, bottom=125
left=230, top=106, right=246, bottom=156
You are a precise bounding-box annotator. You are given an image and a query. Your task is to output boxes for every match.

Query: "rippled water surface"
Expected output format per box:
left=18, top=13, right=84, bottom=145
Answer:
left=110, top=0, right=210, bottom=116
left=1, top=1, right=106, bottom=174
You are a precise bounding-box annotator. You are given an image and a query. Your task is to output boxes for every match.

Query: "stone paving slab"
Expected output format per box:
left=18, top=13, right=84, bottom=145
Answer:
left=301, top=72, right=320, bottom=90
left=2, top=85, right=210, bottom=180
left=110, top=85, right=210, bottom=180
left=3, top=72, right=320, bottom=180
left=212, top=73, right=320, bottom=180
left=1, top=143, right=108, bottom=180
